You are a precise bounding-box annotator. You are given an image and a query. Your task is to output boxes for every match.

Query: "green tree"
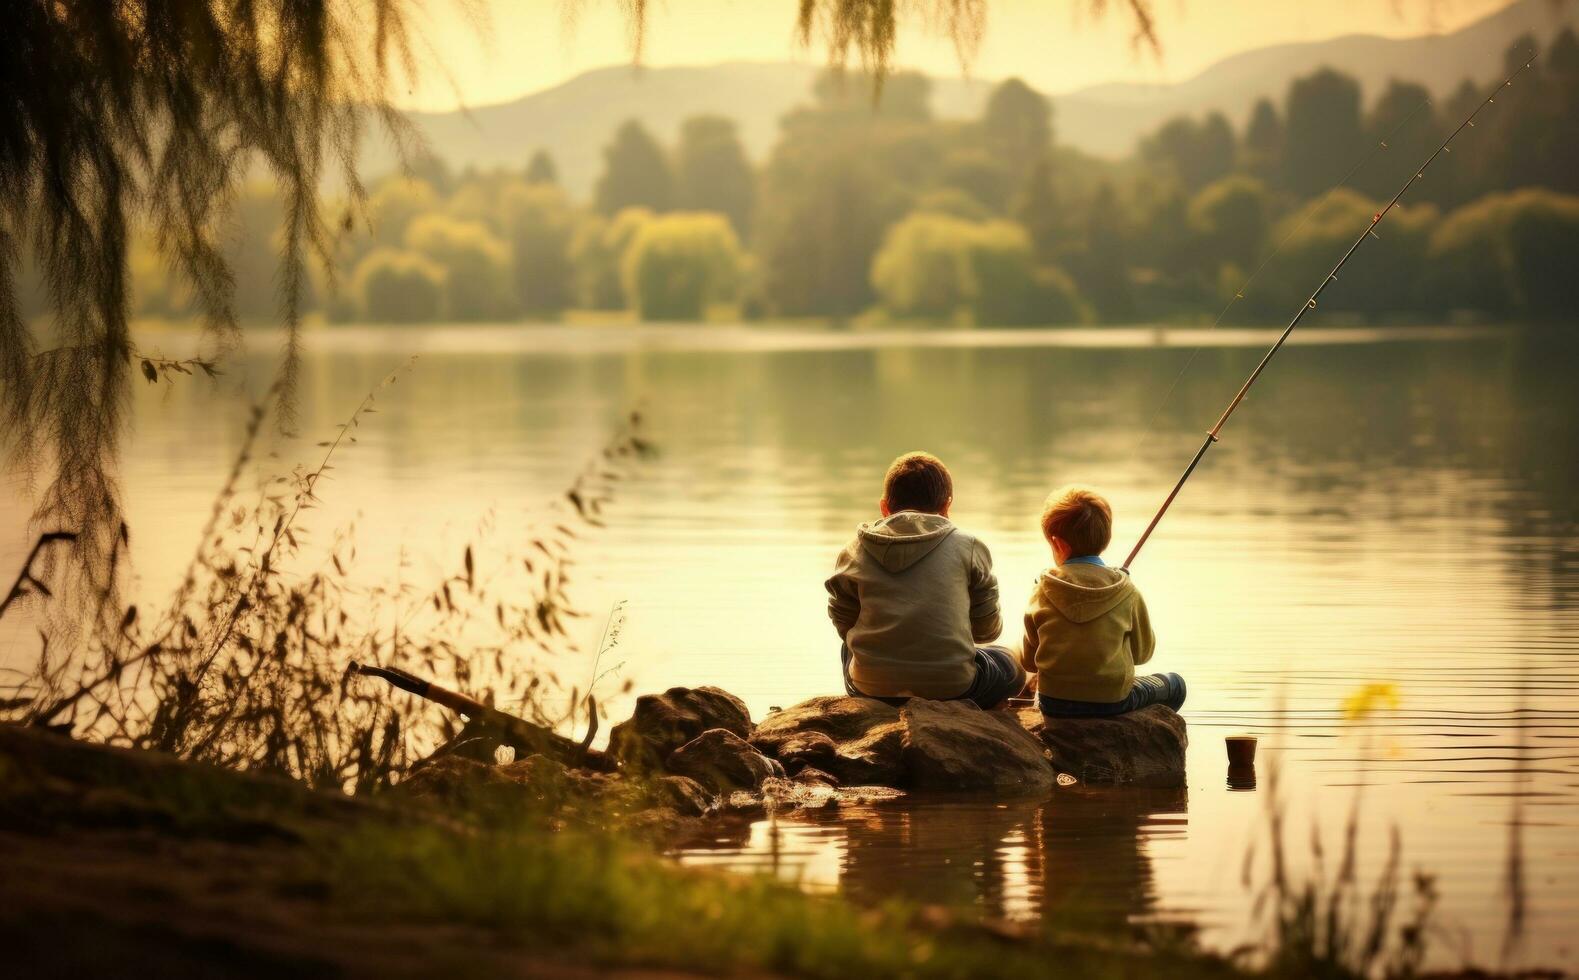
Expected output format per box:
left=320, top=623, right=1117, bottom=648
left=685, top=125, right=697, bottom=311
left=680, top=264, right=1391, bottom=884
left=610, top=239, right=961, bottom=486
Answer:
left=570, top=207, right=654, bottom=310
left=594, top=120, right=674, bottom=215
left=1189, top=176, right=1271, bottom=270
left=1241, top=98, right=1283, bottom=184
left=963, top=223, right=1086, bottom=326
left=981, top=77, right=1052, bottom=186
left=407, top=151, right=457, bottom=196
left=870, top=213, right=1085, bottom=325
left=1251, top=188, right=1437, bottom=318
left=1141, top=113, right=1234, bottom=191
left=1283, top=69, right=1364, bottom=196
left=1430, top=78, right=1490, bottom=208
left=914, top=188, right=995, bottom=222
left=754, top=75, right=931, bottom=317
left=367, top=178, right=442, bottom=248
left=353, top=248, right=446, bottom=323
left=1422, top=193, right=1516, bottom=315
left=1012, top=155, right=1063, bottom=263
left=620, top=212, right=744, bottom=320
left=404, top=214, right=514, bottom=321
left=1063, top=183, right=1135, bottom=322
left=525, top=149, right=559, bottom=185
left=1504, top=190, right=1579, bottom=319
left=501, top=182, right=576, bottom=317
left=1434, top=188, right=1579, bottom=320
left=939, top=150, right=1012, bottom=212
left=870, top=213, right=973, bottom=319
left=1479, top=38, right=1560, bottom=197
left=1357, top=80, right=1439, bottom=201
left=674, top=116, right=756, bottom=238
left=1545, top=29, right=1579, bottom=194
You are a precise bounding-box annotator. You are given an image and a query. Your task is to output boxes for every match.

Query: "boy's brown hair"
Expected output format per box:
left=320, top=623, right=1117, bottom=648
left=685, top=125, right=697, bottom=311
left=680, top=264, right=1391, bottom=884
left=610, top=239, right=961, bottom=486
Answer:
left=1040, top=485, right=1113, bottom=557
left=882, top=452, right=953, bottom=514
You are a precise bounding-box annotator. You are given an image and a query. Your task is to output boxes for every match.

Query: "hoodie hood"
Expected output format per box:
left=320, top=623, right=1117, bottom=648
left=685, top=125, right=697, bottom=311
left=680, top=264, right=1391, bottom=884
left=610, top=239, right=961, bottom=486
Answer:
left=1038, top=563, right=1134, bottom=623
left=856, top=511, right=956, bottom=573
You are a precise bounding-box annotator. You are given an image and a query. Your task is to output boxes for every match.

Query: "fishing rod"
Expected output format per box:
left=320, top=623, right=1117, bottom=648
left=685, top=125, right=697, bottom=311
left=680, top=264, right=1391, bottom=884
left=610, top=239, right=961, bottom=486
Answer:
left=1121, top=56, right=1536, bottom=573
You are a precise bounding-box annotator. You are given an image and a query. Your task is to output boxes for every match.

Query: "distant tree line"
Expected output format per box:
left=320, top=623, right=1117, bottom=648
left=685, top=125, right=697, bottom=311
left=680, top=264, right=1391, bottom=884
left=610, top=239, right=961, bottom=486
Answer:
left=85, top=31, right=1579, bottom=327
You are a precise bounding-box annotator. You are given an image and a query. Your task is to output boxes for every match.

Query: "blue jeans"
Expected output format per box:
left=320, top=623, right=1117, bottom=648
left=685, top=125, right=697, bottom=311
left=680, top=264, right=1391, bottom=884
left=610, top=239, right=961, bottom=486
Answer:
left=841, top=644, right=1026, bottom=709
left=1038, top=672, right=1187, bottom=718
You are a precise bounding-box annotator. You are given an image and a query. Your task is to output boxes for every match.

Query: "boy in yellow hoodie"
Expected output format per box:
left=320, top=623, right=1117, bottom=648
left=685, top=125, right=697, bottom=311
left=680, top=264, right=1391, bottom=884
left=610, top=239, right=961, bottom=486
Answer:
left=1020, top=486, right=1186, bottom=718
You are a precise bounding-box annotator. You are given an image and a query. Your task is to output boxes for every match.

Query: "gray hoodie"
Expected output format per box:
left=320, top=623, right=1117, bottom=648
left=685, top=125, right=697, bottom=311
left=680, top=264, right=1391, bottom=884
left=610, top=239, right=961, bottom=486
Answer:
left=826, top=512, right=1002, bottom=699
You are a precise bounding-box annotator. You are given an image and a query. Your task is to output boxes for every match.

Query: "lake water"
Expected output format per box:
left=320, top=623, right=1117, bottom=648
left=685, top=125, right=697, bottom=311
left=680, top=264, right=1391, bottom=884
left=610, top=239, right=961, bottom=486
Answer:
left=3, top=322, right=1576, bottom=969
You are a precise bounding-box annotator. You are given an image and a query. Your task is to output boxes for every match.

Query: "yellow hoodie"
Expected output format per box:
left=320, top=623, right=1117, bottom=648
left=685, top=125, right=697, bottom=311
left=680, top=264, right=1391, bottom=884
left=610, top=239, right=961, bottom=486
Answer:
left=1020, top=562, right=1155, bottom=703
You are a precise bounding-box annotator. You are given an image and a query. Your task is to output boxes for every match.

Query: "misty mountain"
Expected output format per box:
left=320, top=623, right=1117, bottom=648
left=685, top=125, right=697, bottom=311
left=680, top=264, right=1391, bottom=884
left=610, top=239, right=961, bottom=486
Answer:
left=364, top=0, right=1578, bottom=197
left=1057, top=0, right=1579, bottom=156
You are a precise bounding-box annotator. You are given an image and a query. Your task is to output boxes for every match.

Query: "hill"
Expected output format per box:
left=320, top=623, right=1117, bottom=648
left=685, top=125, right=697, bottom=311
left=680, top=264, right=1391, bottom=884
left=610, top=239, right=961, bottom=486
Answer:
left=1057, top=0, right=1579, bottom=155
left=362, top=0, right=1578, bottom=197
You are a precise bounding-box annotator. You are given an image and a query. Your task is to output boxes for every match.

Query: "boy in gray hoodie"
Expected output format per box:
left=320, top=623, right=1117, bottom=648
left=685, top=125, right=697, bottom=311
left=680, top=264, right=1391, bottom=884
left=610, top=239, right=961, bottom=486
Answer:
left=825, top=452, right=1025, bottom=708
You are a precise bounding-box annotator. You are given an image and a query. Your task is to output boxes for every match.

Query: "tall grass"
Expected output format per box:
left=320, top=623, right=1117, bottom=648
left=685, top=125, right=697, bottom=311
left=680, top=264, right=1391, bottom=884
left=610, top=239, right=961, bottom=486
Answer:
left=1244, top=758, right=1438, bottom=980
left=1, top=364, right=651, bottom=791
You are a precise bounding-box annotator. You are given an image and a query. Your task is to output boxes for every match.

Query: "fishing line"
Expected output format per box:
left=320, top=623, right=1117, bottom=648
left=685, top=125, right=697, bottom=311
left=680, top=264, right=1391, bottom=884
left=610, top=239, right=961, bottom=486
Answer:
left=1122, top=56, right=1537, bottom=572
left=1129, top=95, right=1437, bottom=458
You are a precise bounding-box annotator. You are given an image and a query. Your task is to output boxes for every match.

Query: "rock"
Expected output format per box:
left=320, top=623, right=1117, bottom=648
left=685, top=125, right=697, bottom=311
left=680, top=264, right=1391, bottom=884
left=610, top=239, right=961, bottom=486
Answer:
left=900, top=700, right=1054, bottom=792
left=726, top=777, right=907, bottom=815
left=497, top=753, right=568, bottom=784
left=609, top=686, right=754, bottom=770
left=1020, top=704, right=1187, bottom=787
left=750, top=695, right=900, bottom=749
left=392, top=755, right=517, bottom=806
left=832, top=720, right=907, bottom=786
left=793, top=766, right=840, bottom=788
left=750, top=696, right=906, bottom=786
left=774, top=732, right=837, bottom=774
left=666, top=728, right=784, bottom=794
left=649, top=774, right=715, bottom=817
left=726, top=775, right=832, bottom=813
left=727, top=694, right=1187, bottom=792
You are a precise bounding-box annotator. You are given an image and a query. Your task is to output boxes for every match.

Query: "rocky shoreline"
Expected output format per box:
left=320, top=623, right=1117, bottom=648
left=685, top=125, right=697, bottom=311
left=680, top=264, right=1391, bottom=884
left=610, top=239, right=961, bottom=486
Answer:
left=398, top=686, right=1189, bottom=832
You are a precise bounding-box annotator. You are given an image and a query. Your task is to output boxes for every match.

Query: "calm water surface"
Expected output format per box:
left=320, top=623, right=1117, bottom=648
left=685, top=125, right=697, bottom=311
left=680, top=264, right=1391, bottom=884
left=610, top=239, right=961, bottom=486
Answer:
left=3, top=323, right=1576, bottom=969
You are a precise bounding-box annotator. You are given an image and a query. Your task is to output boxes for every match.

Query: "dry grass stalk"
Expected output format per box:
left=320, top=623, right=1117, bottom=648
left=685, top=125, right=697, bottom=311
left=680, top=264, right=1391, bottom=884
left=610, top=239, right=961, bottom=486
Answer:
left=1, top=369, right=651, bottom=792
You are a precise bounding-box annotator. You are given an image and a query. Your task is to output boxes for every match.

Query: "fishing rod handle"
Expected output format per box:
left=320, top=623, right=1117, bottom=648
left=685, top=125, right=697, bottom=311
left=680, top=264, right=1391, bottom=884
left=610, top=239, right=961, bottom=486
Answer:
left=351, top=661, right=485, bottom=717
left=350, top=662, right=429, bottom=697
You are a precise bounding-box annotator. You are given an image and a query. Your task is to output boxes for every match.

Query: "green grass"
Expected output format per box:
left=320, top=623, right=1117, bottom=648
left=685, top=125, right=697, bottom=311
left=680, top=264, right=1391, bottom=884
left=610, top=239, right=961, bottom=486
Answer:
left=324, top=817, right=1242, bottom=980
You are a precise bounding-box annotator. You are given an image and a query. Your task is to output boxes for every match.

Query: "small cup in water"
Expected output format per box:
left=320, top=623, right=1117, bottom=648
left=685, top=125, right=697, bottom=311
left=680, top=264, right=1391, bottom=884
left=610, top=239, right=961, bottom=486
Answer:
left=1226, top=735, right=1258, bottom=789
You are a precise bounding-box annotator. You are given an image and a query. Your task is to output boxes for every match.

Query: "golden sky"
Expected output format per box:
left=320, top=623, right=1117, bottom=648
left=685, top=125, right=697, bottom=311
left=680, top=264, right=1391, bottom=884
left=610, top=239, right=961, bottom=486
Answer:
left=394, top=0, right=1518, bottom=110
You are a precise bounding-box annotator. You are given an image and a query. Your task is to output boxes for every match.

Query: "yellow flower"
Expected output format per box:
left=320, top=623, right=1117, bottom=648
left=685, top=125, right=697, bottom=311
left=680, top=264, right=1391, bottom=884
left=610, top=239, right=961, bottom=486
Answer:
left=1342, top=683, right=1400, bottom=722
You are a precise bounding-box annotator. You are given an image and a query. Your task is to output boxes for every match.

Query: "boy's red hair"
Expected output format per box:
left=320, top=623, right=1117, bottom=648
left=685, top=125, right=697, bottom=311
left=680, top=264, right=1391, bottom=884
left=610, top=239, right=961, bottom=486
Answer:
left=1040, top=486, right=1113, bottom=556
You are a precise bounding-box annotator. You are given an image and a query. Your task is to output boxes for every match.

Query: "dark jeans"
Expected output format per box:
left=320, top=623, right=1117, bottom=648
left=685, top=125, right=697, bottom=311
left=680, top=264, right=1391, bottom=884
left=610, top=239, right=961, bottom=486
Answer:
left=1038, top=672, right=1187, bottom=718
left=841, top=644, right=1026, bottom=709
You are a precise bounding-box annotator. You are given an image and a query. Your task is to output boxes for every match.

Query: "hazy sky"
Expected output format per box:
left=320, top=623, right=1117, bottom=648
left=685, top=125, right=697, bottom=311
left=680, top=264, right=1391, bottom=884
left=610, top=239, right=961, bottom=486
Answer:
left=395, top=0, right=1516, bottom=110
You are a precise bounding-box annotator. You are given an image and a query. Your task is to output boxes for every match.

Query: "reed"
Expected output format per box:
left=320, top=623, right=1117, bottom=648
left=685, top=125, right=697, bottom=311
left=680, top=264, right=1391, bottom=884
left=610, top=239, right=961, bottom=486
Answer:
left=0, top=366, right=651, bottom=792
left=1244, top=759, right=1438, bottom=979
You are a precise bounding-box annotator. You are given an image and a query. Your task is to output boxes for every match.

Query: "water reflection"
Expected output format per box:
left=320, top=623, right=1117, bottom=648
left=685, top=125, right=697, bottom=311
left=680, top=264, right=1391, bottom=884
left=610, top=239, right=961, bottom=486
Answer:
left=2, top=323, right=1575, bottom=968
left=679, top=785, right=1190, bottom=936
